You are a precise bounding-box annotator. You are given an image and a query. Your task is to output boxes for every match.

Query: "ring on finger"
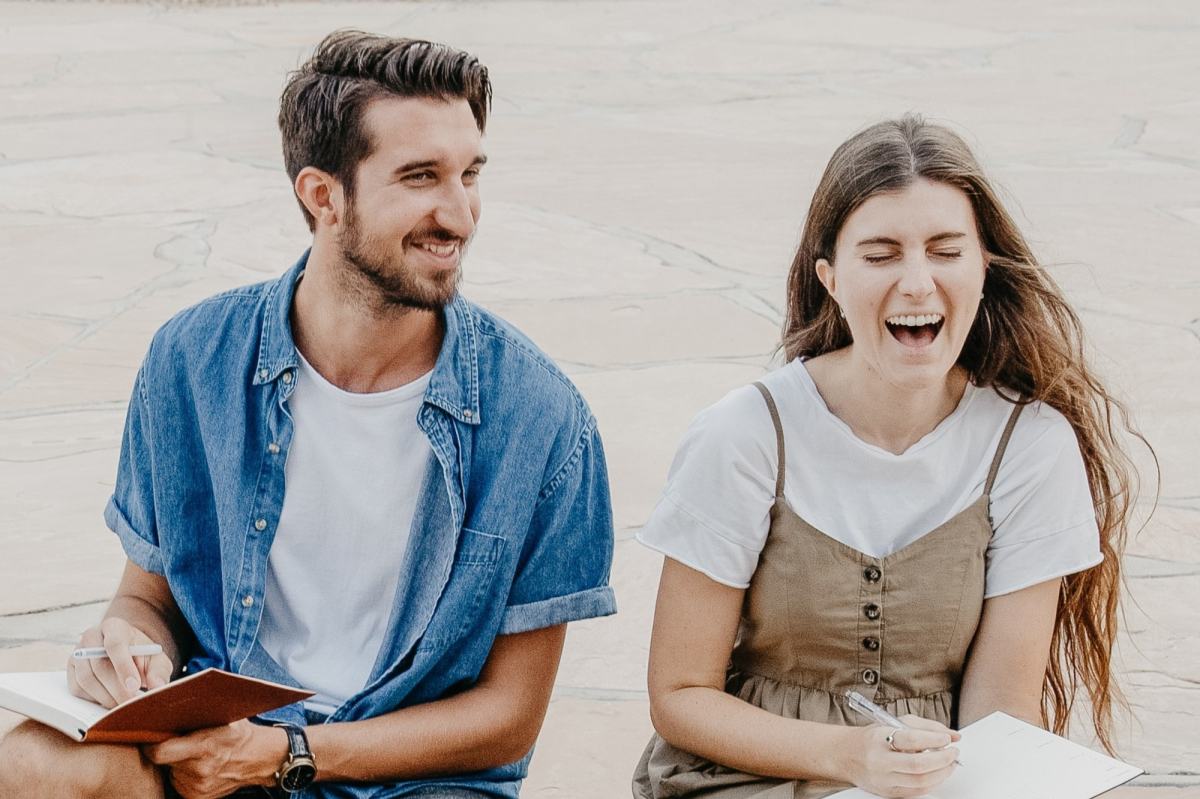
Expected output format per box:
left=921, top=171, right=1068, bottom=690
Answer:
left=885, top=730, right=901, bottom=752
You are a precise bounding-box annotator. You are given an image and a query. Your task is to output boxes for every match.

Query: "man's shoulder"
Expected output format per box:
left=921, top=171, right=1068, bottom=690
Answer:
left=140, top=277, right=279, bottom=383
left=462, top=298, right=593, bottom=429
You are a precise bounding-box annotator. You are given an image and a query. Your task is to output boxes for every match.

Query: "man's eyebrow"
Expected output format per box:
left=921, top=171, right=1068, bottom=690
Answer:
left=393, top=154, right=488, bottom=175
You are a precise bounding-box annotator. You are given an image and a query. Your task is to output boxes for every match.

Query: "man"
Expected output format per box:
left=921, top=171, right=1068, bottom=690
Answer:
left=0, top=30, right=615, bottom=798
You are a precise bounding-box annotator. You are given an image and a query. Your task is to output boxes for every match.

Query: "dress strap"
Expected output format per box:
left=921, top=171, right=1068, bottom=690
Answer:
left=752, top=382, right=786, bottom=498
left=983, top=402, right=1025, bottom=497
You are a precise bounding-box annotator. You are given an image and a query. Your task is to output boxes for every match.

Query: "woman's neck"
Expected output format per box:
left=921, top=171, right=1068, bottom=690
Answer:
left=803, top=347, right=969, bottom=455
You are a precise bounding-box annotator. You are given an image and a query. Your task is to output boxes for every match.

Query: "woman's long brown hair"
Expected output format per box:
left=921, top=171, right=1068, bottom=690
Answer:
left=783, top=114, right=1152, bottom=753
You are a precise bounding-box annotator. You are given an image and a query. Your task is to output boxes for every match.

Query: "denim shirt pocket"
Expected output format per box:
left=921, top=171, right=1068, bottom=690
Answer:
left=415, top=527, right=508, bottom=651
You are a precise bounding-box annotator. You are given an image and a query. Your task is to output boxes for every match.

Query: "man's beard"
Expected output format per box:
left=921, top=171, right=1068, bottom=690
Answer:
left=338, top=202, right=465, bottom=313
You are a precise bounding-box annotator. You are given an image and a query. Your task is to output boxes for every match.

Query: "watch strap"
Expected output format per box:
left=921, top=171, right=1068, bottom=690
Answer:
left=278, top=723, right=312, bottom=760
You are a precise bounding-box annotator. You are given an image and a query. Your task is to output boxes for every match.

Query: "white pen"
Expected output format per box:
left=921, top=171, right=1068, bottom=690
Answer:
left=845, top=690, right=964, bottom=766
left=72, top=644, right=163, bottom=660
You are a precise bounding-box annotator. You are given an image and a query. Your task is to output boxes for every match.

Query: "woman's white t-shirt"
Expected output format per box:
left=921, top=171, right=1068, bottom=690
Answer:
left=637, top=360, right=1102, bottom=598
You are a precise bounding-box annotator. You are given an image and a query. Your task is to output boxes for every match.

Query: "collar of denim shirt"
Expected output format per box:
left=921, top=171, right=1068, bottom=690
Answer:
left=251, top=248, right=482, bottom=427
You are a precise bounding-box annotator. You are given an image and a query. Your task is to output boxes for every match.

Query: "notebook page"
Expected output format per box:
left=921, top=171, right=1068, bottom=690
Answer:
left=0, top=672, right=108, bottom=729
left=828, top=712, right=1142, bottom=799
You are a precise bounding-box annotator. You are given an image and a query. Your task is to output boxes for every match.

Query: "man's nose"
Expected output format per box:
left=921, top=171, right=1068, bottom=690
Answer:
left=898, top=256, right=936, bottom=299
left=433, top=181, right=477, bottom=239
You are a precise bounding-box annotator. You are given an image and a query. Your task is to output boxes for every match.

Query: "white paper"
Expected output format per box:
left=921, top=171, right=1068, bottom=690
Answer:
left=828, top=712, right=1142, bottom=799
left=0, top=671, right=109, bottom=739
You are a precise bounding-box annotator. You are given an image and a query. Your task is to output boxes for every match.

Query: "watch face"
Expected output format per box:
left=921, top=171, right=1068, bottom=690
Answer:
left=280, top=761, right=317, bottom=791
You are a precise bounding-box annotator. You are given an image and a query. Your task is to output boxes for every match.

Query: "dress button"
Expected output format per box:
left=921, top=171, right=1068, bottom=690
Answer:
left=864, top=603, right=881, bottom=620
left=254, top=518, right=267, bottom=531
left=863, top=565, right=882, bottom=583
left=863, top=637, right=880, bottom=651
left=862, top=669, right=879, bottom=685
left=242, top=595, right=254, bottom=608
left=267, top=442, right=280, bottom=454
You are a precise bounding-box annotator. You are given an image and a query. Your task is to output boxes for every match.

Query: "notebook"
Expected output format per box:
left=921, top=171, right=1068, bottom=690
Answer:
left=828, top=711, right=1142, bottom=799
left=0, top=668, right=313, bottom=744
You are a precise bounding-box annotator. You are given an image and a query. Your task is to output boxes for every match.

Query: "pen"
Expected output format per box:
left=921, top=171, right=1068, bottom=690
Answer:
left=845, top=690, right=964, bottom=766
left=72, top=644, right=164, bottom=660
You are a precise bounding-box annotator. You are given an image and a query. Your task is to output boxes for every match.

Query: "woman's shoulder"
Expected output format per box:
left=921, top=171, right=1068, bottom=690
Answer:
left=692, top=362, right=812, bottom=433
left=969, top=387, right=1080, bottom=464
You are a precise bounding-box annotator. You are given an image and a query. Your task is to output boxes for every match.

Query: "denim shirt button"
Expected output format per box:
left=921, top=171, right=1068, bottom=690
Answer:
left=463, top=409, right=472, bottom=419
left=242, top=595, right=254, bottom=608
left=254, top=518, right=267, bottom=531
left=267, top=442, right=280, bottom=454
left=282, top=371, right=293, bottom=384
left=258, top=368, right=268, bottom=380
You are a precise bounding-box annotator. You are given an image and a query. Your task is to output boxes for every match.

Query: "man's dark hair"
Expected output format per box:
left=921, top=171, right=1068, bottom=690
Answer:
left=279, top=30, right=493, bottom=231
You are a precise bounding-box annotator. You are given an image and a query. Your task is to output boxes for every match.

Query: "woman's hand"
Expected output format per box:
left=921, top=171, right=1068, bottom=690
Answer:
left=846, top=715, right=961, bottom=798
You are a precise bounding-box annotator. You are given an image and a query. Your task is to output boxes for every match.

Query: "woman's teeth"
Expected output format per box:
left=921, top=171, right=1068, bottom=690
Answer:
left=885, top=313, right=944, bottom=327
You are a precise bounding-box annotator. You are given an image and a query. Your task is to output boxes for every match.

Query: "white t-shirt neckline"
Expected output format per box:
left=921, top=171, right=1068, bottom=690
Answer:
left=792, top=359, right=980, bottom=460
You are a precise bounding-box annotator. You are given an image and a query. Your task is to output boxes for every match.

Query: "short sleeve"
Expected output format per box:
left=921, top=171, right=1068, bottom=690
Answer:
left=636, top=386, right=778, bottom=588
left=498, top=421, right=617, bottom=635
left=103, top=366, right=165, bottom=575
left=984, top=410, right=1102, bottom=598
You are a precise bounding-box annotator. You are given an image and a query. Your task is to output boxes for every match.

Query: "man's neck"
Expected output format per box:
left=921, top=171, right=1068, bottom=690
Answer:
left=290, top=244, right=444, bottom=394
left=806, top=348, right=968, bottom=456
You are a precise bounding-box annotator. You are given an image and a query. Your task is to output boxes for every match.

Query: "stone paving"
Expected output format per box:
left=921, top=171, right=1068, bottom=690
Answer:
left=0, top=1, right=1197, bottom=796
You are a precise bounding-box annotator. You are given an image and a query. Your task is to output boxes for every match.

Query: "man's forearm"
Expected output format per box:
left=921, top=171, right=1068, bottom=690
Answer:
left=305, top=625, right=564, bottom=783
left=307, top=680, right=537, bottom=782
left=95, top=559, right=191, bottom=671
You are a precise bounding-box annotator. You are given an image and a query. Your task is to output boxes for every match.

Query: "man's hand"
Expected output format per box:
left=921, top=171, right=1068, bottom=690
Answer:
left=145, top=720, right=289, bottom=799
left=67, top=617, right=173, bottom=708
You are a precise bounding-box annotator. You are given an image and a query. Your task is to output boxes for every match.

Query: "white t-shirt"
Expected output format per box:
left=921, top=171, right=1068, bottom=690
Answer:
left=258, top=355, right=433, bottom=714
left=637, top=359, right=1102, bottom=599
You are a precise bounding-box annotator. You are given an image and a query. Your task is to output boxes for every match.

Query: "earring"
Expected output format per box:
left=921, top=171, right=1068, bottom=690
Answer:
left=838, top=306, right=846, bottom=319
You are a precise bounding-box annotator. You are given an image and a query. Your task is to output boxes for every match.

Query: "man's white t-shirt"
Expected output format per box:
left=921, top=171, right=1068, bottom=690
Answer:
left=258, top=354, right=432, bottom=714
left=637, top=359, right=1102, bottom=598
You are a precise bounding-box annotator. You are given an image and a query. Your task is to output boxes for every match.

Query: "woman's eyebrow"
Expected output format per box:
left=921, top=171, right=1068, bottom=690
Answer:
left=855, top=236, right=902, bottom=247
left=927, top=231, right=967, bottom=243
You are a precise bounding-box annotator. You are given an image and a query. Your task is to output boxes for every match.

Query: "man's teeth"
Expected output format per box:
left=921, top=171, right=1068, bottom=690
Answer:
left=886, top=313, right=944, bottom=327
left=417, top=242, right=458, bottom=257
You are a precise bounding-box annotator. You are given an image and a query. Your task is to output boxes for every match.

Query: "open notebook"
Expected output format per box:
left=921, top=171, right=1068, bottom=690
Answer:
left=829, top=711, right=1142, bottom=799
left=0, top=669, right=312, bottom=744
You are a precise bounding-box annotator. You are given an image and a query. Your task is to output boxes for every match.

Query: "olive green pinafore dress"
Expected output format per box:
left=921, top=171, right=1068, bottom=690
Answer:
left=632, top=382, right=1024, bottom=799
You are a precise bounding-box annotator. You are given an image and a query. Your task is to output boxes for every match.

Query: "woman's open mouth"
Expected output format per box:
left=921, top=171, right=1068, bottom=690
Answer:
left=885, top=313, right=944, bottom=348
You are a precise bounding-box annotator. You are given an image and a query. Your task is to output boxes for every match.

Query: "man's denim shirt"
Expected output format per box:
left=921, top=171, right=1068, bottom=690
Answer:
left=103, top=253, right=617, bottom=798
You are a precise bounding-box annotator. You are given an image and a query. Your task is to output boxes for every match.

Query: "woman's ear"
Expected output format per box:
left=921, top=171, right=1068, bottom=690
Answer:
left=815, top=257, right=836, bottom=300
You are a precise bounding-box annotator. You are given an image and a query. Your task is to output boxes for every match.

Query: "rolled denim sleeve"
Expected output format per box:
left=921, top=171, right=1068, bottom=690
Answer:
left=103, top=367, right=165, bottom=575
left=499, top=420, right=616, bottom=635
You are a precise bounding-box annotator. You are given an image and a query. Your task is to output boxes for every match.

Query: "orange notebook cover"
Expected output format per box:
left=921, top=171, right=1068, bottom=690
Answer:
left=0, top=668, right=313, bottom=743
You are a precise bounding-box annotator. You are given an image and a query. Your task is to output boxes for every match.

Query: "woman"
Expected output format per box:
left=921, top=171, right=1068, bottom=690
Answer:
left=632, top=115, right=1144, bottom=799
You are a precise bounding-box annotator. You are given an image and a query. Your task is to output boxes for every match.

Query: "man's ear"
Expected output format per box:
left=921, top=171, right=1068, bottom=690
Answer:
left=815, top=257, right=836, bottom=300
left=295, top=167, right=343, bottom=229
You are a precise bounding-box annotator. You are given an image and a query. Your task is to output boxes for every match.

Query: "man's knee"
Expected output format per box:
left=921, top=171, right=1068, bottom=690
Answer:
left=0, top=720, right=162, bottom=798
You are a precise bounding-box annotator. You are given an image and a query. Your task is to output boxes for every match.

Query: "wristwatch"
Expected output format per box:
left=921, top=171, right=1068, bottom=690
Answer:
left=273, top=723, right=317, bottom=793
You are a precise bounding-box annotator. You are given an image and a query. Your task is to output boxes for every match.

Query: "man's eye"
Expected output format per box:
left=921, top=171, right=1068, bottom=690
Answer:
left=463, top=168, right=481, bottom=182
left=404, top=172, right=435, bottom=184
left=932, top=250, right=963, bottom=259
left=863, top=254, right=895, bottom=264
